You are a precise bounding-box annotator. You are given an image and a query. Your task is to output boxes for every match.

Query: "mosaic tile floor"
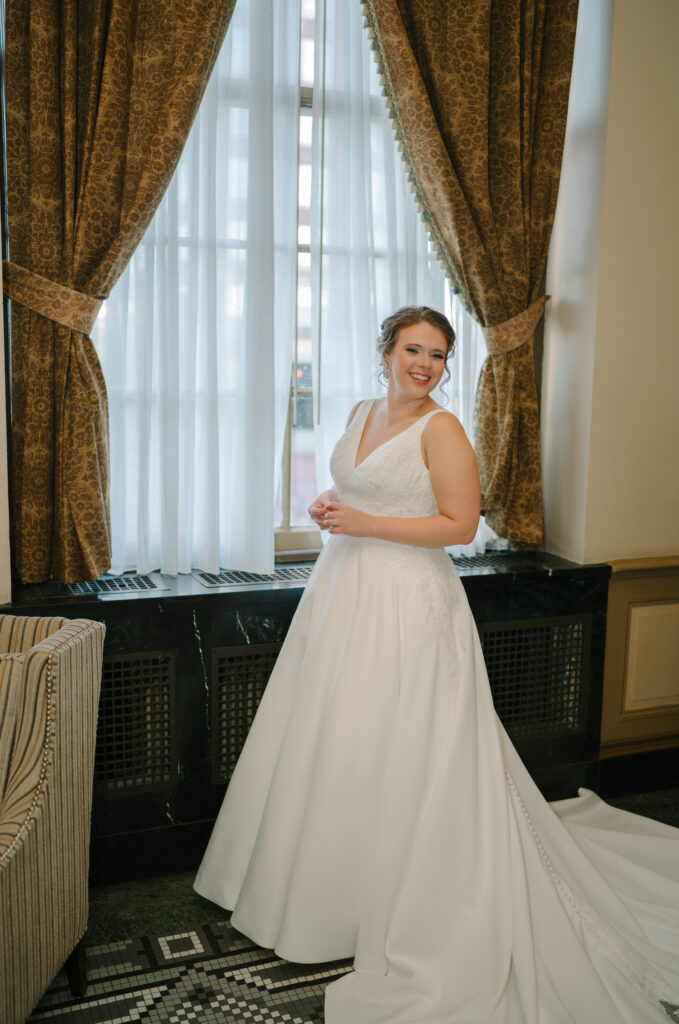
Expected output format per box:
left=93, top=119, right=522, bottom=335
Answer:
left=28, top=920, right=352, bottom=1023
left=26, top=788, right=679, bottom=1022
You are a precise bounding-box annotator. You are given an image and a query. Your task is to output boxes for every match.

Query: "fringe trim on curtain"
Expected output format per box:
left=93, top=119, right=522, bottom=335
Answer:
left=360, top=1, right=472, bottom=313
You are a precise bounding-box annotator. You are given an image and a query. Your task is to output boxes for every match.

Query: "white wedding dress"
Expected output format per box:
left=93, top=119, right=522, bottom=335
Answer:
left=194, top=399, right=679, bottom=1023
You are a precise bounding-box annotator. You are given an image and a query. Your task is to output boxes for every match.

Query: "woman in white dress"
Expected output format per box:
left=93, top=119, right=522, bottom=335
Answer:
left=195, top=307, right=679, bottom=1023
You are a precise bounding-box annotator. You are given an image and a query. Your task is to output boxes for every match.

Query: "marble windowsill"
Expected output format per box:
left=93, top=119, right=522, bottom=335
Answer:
left=7, top=550, right=607, bottom=610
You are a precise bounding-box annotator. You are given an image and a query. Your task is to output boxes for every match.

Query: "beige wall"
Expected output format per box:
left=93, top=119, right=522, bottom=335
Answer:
left=543, top=0, right=679, bottom=564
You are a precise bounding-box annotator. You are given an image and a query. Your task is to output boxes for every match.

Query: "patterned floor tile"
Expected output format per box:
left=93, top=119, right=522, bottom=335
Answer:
left=28, top=920, right=352, bottom=1023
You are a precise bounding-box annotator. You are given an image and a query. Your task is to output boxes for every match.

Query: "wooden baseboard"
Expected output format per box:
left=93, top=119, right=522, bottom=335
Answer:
left=599, top=734, right=679, bottom=759
left=609, top=555, right=679, bottom=575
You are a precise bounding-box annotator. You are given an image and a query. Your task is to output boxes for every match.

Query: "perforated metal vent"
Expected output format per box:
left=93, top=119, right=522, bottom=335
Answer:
left=451, top=552, right=537, bottom=571
left=71, top=574, right=159, bottom=596
left=211, top=644, right=281, bottom=782
left=33, top=573, right=160, bottom=598
left=95, top=652, right=176, bottom=792
left=193, top=555, right=547, bottom=587
left=479, top=615, right=590, bottom=737
left=194, top=567, right=313, bottom=588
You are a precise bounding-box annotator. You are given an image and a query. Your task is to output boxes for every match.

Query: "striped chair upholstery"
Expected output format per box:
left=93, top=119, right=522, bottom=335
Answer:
left=0, top=614, right=105, bottom=1024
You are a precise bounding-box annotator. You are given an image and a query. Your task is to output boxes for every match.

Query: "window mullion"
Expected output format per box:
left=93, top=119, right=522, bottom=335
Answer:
left=281, top=386, right=293, bottom=534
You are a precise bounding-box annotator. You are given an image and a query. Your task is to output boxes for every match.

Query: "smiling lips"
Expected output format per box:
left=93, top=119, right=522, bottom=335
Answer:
left=409, top=372, right=431, bottom=385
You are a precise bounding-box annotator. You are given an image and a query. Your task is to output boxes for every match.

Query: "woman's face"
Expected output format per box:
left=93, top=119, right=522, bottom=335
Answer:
left=385, top=321, right=447, bottom=397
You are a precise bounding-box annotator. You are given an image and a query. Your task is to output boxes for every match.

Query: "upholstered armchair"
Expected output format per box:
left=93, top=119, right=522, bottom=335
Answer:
left=0, top=614, right=105, bottom=1024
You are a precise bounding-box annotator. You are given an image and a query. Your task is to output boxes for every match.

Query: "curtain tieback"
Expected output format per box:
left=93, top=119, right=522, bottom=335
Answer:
left=2, top=260, right=102, bottom=335
left=483, top=295, right=550, bottom=356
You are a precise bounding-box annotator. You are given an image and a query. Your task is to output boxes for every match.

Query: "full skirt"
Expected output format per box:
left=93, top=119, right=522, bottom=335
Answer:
left=194, top=535, right=679, bottom=1022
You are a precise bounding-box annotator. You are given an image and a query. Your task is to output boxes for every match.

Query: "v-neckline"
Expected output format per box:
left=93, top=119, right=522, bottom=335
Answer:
left=353, top=400, right=437, bottom=470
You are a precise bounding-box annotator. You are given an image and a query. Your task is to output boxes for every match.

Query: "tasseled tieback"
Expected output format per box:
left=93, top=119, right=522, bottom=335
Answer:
left=2, top=260, right=102, bottom=336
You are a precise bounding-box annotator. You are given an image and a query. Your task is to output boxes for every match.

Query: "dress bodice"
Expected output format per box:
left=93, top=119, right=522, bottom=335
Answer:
left=329, top=399, right=448, bottom=518
left=324, top=398, right=463, bottom=639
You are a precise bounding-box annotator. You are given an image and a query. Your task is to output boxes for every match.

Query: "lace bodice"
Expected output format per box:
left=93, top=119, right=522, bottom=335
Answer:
left=329, top=399, right=448, bottom=518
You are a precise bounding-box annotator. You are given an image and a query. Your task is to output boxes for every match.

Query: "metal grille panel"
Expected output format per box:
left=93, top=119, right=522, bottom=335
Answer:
left=209, top=618, right=589, bottom=783
left=193, top=555, right=552, bottom=587
left=479, top=616, right=590, bottom=737
left=212, top=644, right=281, bottom=782
left=33, top=573, right=159, bottom=598
left=95, top=652, right=176, bottom=792
left=194, top=567, right=313, bottom=587
left=70, top=574, right=159, bottom=596
left=451, top=552, right=536, bottom=571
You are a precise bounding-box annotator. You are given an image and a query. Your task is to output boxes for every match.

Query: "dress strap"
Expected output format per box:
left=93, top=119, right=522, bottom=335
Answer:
left=411, top=407, right=452, bottom=436
left=351, top=398, right=376, bottom=432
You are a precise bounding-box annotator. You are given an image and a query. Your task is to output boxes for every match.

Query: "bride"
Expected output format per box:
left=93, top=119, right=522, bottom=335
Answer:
left=195, top=307, right=679, bottom=1022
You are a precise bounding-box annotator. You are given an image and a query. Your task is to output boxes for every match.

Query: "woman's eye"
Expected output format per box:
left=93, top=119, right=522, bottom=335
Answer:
left=405, top=346, right=444, bottom=359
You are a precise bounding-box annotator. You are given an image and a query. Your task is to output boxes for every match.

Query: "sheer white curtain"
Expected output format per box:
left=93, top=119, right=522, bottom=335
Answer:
left=92, top=0, right=300, bottom=575
left=310, top=0, right=491, bottom=555
left=94, top=0, right=490, bottom=574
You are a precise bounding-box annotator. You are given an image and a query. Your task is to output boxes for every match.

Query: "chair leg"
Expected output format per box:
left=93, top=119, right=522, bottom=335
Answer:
left=65, top=936, right=88, bottom=997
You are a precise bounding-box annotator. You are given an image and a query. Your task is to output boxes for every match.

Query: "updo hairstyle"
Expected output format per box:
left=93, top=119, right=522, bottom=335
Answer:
left=377, top=306, right=456, bottom=387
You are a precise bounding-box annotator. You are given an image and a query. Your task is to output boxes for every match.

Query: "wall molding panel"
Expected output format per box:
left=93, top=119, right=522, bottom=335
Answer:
left=601, top=560, right=679, bottom=756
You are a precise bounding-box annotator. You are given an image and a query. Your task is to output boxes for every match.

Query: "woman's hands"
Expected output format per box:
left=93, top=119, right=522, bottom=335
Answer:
left=321, top=502, right=374, bottom=537
left=309, top=490, right=373, bottom=537
left=308, top=488, right=338, bottom=529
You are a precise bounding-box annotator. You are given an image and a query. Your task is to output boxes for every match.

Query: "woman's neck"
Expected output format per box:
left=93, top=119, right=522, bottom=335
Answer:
left=384, top=391, right=436, bottom=423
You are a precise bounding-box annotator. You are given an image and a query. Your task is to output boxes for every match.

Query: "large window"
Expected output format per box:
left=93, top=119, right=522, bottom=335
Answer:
left=93, top=0, right=488, bottom=576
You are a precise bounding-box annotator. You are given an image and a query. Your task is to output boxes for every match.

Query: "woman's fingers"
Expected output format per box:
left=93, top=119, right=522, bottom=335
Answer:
left=309, top=504, right=328, bottom=528
left=320, top=501, right=350, bottom=534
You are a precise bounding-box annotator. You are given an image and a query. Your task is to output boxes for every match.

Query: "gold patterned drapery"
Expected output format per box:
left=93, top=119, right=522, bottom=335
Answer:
left=5, top=0, right=236, bottom=583
left=363, top=0, right=579, bottom=545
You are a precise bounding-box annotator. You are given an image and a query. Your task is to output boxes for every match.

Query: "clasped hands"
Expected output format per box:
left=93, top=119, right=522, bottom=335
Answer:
left=308, top=499, right=373, bottom=537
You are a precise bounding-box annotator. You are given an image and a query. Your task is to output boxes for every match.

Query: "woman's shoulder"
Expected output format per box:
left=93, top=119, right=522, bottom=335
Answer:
left=422, top=406, right=469, bottom=444
left=422, top=403, right=460, bottom=426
